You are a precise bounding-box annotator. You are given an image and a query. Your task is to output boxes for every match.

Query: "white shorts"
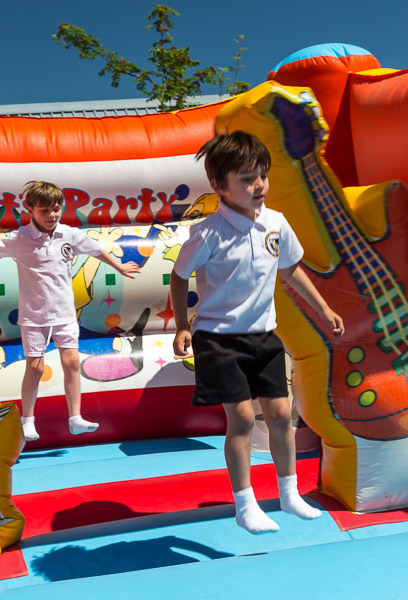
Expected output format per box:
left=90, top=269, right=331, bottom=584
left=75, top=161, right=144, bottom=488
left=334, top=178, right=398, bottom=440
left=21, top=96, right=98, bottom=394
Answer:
left=21, top=322, right=79, bottom=357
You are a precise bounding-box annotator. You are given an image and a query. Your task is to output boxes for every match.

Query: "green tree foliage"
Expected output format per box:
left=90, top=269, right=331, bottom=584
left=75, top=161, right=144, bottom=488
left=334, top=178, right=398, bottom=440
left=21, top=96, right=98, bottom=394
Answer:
left=215, top=35, right=249, bottom=96
left=53, top=4, right=250, bottom=111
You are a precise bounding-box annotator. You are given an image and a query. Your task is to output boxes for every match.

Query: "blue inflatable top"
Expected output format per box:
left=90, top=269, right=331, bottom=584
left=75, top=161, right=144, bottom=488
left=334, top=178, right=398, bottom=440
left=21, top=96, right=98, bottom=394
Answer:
left=270, top=42, right=373, bottom=73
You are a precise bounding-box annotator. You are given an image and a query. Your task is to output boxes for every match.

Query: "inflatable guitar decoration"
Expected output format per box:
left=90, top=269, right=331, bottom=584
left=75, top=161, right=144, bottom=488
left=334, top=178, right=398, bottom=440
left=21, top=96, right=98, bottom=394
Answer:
left=268, top=88, right=408, bottom=441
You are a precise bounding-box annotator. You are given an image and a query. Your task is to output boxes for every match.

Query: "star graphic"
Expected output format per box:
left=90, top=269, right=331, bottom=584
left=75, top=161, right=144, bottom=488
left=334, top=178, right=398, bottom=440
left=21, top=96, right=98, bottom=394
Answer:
left=155, top=339, right=165, bottom=349
left=155, top=357, right=167, bottom=369
left=156, top=293, right=174, bottom=331
left=103, top=292, right=116, bottom=309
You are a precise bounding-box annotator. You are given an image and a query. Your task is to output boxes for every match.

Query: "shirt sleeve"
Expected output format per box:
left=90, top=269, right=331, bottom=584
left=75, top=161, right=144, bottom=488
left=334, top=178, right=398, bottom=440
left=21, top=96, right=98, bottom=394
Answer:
left=277, top=214, right=304, bottom=269
left=174, top=223, right=213, bottom=280
left=0, top=231, right=18, bottom=258
left=71, top=229, right=104, bottom=257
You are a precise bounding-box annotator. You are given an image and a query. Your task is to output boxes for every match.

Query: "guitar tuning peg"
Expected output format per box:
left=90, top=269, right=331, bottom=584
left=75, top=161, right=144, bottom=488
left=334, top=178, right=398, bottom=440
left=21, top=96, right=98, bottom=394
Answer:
left=299, top=91, right=314, bottom=104
left=311, top=106, right=321, bottom=118
left=315, top=128, right=326, bottom=141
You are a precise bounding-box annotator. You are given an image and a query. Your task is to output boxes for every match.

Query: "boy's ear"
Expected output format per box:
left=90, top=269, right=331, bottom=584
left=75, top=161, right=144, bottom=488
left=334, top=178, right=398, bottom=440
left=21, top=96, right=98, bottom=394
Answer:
left=210, top=178, right=224, bottom=195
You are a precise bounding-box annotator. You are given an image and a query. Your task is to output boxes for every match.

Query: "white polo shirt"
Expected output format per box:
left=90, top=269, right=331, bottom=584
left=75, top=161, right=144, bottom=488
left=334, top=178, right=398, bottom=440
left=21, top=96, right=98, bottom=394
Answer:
left=0, top=221, right=104, bottom=326
left=174, top=202, right=303, bottom=334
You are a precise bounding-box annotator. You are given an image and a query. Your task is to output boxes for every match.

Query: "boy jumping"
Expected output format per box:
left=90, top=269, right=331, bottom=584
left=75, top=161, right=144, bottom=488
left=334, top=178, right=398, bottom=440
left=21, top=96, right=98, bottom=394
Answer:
left=0, top=181, right=139, bottom=441
left=171, top=131, right=344, bottom=534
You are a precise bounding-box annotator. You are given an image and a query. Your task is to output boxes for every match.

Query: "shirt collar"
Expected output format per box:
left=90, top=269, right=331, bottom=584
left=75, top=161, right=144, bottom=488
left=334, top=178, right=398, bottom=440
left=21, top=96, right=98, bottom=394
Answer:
left=218, top=201, right=267, bottom=232
left=28, top=219, right=64, bottom=239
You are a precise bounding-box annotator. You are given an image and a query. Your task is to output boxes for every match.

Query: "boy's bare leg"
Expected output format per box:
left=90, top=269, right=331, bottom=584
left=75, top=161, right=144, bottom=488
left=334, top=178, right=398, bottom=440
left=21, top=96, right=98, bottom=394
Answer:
left=21, top=357, right=44, bottom=417
left=259, top=396, right=296, bottom=477
left=223, top=400, right=279, bottom=533
left=59, top=348, right=99, bottom=434
left=223, top=400, right=254, bottom=491
left=21, top=356, right=44, bottom=440
left=259, top=396, right=321, bottom=519
left=59, top=348, right=81, bottom=417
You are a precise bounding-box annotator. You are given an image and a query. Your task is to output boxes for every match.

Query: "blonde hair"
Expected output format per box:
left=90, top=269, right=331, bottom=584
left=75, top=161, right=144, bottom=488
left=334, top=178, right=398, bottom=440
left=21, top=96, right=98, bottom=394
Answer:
left=23, top=181, right=64, bottom=209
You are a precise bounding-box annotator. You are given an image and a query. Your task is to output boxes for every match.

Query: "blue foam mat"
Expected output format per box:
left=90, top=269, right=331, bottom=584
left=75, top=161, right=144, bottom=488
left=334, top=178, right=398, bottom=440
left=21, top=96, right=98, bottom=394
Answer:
left=4, top=436, right=408, bottom=598
left=13, top=437, right=230, bottom=494
left=3, top=531, right=408, bottom=599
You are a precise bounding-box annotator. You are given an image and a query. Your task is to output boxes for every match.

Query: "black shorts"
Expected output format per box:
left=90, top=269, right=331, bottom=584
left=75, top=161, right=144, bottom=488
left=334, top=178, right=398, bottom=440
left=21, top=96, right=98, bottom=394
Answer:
left=191, top=330, right=288, bottom=406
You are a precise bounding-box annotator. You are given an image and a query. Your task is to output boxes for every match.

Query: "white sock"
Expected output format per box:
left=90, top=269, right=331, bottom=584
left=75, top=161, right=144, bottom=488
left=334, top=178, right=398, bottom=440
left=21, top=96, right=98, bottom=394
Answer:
left=278, top=474, right=321, bottom=519
left=69, top=415, right=99, bottom=435
left=21, top=416, right=39, bottom=441
left=233, top=486, right=280, bottom=534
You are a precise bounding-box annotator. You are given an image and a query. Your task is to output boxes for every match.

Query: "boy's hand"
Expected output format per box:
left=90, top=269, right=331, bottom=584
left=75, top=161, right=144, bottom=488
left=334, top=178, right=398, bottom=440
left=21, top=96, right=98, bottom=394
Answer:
left=118, top=261, right=140, bottom=279
left=322, top=307, right=345, bottom=337
left=173, top=329, right=192, bottom=356
left=280, top=265, right=345, bottom=338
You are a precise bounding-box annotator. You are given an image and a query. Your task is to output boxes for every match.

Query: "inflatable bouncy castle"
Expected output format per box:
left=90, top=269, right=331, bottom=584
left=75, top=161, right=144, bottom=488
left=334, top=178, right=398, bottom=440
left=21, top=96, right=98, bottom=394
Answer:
left=1, top=42, right=408, bottom=535
left=264, top=43, right=408, bottom=511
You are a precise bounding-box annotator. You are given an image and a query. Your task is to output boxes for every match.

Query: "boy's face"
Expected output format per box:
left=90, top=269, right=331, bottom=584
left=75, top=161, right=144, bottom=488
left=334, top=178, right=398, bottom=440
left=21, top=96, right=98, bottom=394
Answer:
left=211, top=163, right=269, bottom=220
left=28, top=203, right=62, bottom=235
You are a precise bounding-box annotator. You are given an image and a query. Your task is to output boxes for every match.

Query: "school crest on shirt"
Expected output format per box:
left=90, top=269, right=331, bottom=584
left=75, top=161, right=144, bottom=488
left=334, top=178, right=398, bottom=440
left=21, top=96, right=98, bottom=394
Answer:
left=60, top=243, right=74, bottom=259
left=265, top=231, right=280, bottom=257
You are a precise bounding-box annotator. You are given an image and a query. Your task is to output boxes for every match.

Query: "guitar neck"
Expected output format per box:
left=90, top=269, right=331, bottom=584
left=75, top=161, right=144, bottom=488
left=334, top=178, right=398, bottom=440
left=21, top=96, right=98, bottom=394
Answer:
left=302, top=152, right=408, bottom=361
left=302, top=153, right=394, bottom=297
left=268, top=91, right=408, bottom=370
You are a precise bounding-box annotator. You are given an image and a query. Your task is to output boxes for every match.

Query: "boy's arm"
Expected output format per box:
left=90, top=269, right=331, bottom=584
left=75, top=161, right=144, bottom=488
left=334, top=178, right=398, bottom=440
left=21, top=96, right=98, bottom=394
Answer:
left=279, top=263, right=345, bottom=337
left=170, top=269, right=192, bottom=356
left=96, top=250, right=140, bottom=279
left=0, top=230, right=16, bottom=258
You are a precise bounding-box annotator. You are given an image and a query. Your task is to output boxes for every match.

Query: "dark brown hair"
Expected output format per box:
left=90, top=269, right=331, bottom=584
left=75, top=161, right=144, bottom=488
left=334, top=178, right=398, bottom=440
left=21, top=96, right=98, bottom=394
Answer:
left=196, top=130, right=271, bottom=185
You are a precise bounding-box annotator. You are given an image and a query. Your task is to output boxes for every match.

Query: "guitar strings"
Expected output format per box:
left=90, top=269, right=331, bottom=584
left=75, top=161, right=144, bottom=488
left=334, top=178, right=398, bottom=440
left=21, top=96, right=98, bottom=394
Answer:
left=303, top=152, right=408, bottom=356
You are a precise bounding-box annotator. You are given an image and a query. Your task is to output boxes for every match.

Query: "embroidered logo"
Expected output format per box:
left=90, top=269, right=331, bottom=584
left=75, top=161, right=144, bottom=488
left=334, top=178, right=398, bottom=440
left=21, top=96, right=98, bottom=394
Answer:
left=61, top=243, right=73, bottom=259
left=265, top=231, right=280, bottom=257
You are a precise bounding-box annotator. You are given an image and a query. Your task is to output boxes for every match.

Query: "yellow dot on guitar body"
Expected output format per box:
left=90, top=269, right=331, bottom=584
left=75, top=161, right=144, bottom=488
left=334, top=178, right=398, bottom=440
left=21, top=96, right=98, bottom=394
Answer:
left=358, top=390, right=377, bottom=407
left=346, top=371, right=363, bottom=387
left=348, top=347, right=365, bottom=364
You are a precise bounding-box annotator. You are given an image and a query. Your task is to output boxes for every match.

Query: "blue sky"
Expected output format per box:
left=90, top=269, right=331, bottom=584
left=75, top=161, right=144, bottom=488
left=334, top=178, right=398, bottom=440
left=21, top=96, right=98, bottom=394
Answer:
left=2, top=0, right=407, bottom=106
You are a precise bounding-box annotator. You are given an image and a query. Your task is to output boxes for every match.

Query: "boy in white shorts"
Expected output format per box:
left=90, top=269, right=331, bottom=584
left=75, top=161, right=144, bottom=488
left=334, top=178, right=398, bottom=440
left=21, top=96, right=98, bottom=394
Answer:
left=171, top=132, right=345, bottom=534
left=0, top=181, right=139, bottom=441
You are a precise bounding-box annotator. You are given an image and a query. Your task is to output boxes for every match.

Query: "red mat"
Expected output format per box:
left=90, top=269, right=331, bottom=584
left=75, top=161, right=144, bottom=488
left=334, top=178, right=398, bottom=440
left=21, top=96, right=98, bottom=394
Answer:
left=308, top=491, right=408, bottom=531
left=0, top=544, right=28, bottom=581
left=12, top=456, right=407, bottom=550
left=14, top=460, right=319, bottom=539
